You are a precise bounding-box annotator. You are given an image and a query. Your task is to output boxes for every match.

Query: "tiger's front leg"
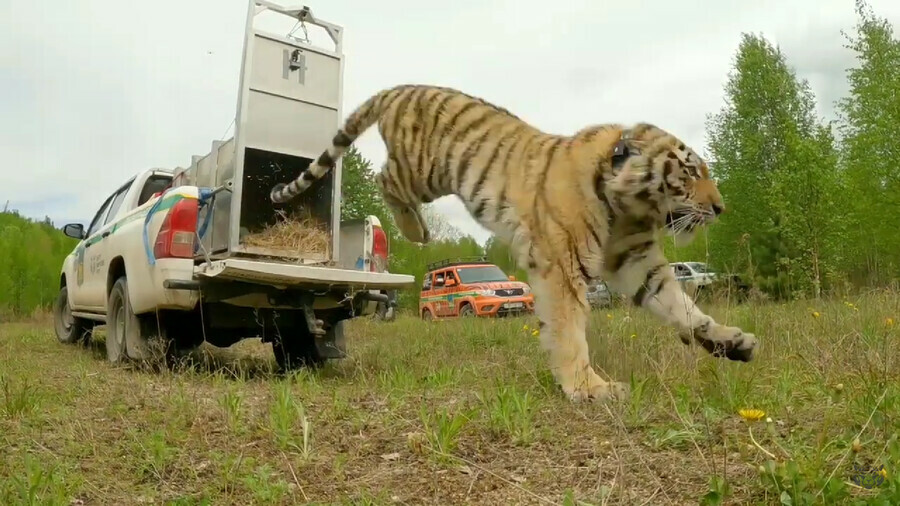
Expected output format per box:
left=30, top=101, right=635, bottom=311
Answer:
left=530, top=266, right=630, bottom=402
left=603, top=246, right=758, bottom=362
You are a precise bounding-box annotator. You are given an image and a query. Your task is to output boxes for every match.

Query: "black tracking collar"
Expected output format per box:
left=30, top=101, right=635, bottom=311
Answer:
left=611, top=140, right=630, bottom=170
left=611, top=130, right=640, bottom=170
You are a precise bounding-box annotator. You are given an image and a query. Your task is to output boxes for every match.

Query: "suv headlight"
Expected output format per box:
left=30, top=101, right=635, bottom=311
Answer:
left=522, top=285, right=531, bottom=294
left=478, top=289, right=495, bottom=296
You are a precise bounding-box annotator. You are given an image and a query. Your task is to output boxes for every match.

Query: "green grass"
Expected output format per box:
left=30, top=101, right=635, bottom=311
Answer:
left=1, top=291, right=898, bottom=505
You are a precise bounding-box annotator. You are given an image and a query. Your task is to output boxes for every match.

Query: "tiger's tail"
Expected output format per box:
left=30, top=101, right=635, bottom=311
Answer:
left=268, top=86, right=402, bottom=204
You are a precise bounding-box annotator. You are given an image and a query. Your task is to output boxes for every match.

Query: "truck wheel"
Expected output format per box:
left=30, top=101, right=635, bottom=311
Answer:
left=376, top=303, right=396, bottom=322
left=106, top=278, right=132, bottom=363
left=52, top=286, right=91, bottom=345
left=459, top=304, right=475, bottom=317
left=421, top=309, right=433, bottom=321
left=272, top=328, right=325, bottom=371
left=374, top=300, right=388, bottom=320
left=107, top=277, right=167, bottom=364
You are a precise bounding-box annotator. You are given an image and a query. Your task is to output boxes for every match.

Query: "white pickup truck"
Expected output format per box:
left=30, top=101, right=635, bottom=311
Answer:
left=51, top=2, right=414, bottom=369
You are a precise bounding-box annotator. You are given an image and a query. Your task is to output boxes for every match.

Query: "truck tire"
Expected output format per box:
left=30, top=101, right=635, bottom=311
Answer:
left=106, top=277, right=133, bottom=363
left=373, top=290, right=397, bottom=322
left=272, top=327, right=325, bottom=371
left=374, top=301, right=396, bottom=322
left=52, top=286, right=91, bottom=345
left=107, top=276, right=170, bottom=364
left=459, top=304, right=475, bottom=317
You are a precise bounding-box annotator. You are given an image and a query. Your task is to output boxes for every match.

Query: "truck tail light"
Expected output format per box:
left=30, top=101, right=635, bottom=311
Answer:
left=153, top=198, right=198, bottom=259
left=371, top=225, right=388, bottom=272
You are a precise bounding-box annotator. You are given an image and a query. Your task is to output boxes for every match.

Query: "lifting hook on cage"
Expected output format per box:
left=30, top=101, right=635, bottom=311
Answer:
left=287, top=6, right=312, bottom=45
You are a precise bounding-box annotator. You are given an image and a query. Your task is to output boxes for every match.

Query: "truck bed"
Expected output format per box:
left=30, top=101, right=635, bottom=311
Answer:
left=194, top=258, right=414, bottom=291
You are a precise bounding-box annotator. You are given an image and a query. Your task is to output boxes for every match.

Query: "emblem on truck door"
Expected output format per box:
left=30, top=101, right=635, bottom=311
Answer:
left=75, top=245, right=85, bottom=286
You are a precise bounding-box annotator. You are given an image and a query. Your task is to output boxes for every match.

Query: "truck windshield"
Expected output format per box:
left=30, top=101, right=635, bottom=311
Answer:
left=456, top=265, right=509, bottom=283
left=687, top=262, right=709, bottom=273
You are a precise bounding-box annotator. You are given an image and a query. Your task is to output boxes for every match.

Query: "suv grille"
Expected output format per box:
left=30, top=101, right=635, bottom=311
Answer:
left=495, top=288, right=524, bottom=297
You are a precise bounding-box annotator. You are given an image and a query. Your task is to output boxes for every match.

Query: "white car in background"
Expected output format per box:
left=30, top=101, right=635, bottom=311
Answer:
left=586, top=280, right=612, bottom=308
left=670, top=262, right=717, bottom=290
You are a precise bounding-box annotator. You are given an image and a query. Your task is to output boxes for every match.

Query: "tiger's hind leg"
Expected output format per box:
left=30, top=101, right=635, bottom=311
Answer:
left=375, top=164, right=431, bottom=244
left=531, top=265, right=629, bottom=402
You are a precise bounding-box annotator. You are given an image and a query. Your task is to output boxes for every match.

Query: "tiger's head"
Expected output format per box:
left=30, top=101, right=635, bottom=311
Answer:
left=607, top=123, right=724, bottom=245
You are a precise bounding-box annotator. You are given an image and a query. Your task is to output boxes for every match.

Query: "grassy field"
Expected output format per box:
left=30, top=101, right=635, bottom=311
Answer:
left=1, top=292, right=898, bottom=505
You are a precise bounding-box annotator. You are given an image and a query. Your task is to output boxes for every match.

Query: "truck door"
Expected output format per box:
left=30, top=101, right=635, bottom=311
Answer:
left=71, top=195, right=113, bottom=310
left=81, top=182, right=132, bottom=310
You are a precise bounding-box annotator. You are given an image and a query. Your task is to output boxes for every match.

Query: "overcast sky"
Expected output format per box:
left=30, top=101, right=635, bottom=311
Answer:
left=2, top=0, right=898, bottom=244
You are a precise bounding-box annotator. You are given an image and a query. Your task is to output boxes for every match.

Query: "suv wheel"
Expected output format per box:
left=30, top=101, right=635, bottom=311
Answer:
left=459, top=304, right=475, bottom=317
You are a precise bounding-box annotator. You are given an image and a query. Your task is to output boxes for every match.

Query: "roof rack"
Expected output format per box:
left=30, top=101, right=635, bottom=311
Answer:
left=426, top=256, right=491, bottom=272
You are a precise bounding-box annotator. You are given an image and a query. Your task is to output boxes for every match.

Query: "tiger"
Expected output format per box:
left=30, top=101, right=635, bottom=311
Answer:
left=269, top=84, right=759, bottom=402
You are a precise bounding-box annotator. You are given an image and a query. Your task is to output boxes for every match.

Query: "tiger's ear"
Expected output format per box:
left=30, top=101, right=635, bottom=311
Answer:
left=699, top=161, right=711, bottom=179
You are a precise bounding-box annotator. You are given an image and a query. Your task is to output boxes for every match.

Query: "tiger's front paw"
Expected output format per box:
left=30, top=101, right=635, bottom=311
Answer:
left=681, top=322, right=758, bottom=362
left=561, top=370, right=630, bottom=403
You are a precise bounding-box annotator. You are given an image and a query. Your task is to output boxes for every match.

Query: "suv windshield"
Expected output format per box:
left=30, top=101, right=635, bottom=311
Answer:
left=456, top=265, right=508, bottom=283
left=687, top=262, right=709, bottom=273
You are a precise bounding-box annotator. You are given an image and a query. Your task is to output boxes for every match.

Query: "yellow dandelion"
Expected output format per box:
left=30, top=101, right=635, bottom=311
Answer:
left=630, top=333, right=637, bottom=339
left=738, top=408, right=766, bottom=422
left=878, top=468, right=888, bottom=479
left=886, top=317, right=894, bottom=327
left=532, top=329, right=539, bottom=337
left=523, top=324, right=529, bottom=331
left=606, top=313, right=613, bottom=320
left=812, top=311, right=821, bottom=318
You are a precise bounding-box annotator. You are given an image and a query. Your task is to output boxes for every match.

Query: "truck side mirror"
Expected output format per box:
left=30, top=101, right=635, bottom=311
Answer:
left=508, top=275, right=516, bottom=281
left=63, top=223, right=85, bottom=240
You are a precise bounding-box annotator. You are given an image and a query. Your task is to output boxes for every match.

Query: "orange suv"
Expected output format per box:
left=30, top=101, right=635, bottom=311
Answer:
left=419, top=257, right=534, bottom=320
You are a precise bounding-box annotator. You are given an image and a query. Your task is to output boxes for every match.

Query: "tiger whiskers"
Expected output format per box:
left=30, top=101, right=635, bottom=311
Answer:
left=668, top=213, right=697, bottom=234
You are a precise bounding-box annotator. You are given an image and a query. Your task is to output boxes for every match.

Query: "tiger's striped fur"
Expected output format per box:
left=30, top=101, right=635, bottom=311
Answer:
left=270, top=84, right=759, bottom=402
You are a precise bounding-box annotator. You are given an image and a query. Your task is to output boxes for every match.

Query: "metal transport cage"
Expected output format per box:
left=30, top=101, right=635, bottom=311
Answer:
left=174, top=1, right=345, bottom=265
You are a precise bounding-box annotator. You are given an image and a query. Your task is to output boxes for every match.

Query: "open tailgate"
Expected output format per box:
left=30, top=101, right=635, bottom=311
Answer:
left=195, top=259, right=415, bottom=291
